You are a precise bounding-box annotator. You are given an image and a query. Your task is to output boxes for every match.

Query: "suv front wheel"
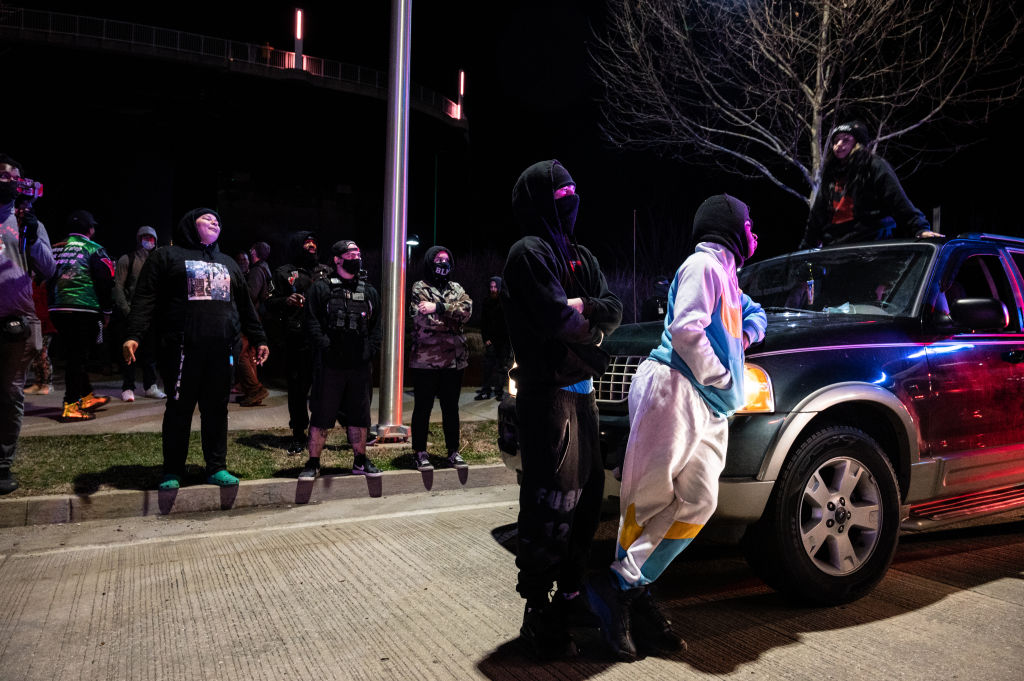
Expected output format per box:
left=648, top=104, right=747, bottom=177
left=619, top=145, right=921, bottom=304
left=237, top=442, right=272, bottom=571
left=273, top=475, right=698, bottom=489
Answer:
left=742, top=425, right=901, bottom=605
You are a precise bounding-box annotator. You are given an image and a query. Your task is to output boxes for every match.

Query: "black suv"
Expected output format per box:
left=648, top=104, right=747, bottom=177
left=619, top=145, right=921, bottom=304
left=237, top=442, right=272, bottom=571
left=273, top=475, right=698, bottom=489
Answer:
left=498, top=234, right=1024, bottom=604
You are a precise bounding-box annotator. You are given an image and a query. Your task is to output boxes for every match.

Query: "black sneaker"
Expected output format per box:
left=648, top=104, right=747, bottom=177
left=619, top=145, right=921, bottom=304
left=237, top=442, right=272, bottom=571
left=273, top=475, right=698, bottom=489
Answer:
left=352, top=457, right=382, bottom=477
left=298, top=458, right=320, bottom=481
left=0, top=468, right=18, bottom=496
left=585, top=570, right=639, bottom=662
left=631, top=586, right=686, bottom=652
left=414, top=451, right=433, bottom=472
left=447, top=452, right=468, bottom=469
left=519, top=601, right=577, bottom=660
left=287, top=439, right=305, bottom=455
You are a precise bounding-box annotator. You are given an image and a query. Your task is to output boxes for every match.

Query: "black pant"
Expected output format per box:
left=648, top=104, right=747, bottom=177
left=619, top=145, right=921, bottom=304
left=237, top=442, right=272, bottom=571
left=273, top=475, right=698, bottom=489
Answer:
left=50, top=311, right=100, bottom=404
left=158, top=343, right=233, bottom=476
left=284, top=338, right=314, bottom=437
left=117, top=319, right=158, bottom=391
left=411, top=367, right=463, bottom=453
left=515, top=387, right=604, bottom=600
left=480, top=342, right=511, bottom=395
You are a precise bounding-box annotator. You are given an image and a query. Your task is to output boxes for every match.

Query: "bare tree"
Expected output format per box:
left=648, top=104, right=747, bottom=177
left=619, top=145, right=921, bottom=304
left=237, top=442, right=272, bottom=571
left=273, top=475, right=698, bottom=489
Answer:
left=592, top=0, right=1024, bottom=207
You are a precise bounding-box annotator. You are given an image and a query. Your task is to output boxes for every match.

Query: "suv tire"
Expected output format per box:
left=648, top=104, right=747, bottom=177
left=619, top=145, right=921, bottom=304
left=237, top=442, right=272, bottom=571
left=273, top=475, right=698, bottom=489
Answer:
left=742, top=425, right=901, bottom=605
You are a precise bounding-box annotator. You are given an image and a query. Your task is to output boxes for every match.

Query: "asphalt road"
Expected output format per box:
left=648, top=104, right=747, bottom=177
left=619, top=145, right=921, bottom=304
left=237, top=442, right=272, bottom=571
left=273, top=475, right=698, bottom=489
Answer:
left=0, top=485, right=1020, bottom=681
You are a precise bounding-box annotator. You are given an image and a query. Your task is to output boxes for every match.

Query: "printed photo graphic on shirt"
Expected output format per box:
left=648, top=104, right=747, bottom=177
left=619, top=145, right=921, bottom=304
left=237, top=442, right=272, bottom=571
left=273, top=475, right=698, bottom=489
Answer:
left=186, top=260, right=231, bottom=301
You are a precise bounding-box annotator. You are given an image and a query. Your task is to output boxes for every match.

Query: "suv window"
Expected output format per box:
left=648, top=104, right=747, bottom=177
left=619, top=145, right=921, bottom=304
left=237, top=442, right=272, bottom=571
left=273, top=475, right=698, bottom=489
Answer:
left=941, top=253, right=1020, bottom=332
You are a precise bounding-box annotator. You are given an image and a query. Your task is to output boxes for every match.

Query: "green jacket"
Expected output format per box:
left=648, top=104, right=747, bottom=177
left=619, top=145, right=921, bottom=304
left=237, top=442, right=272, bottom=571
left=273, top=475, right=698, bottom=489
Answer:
left=48, top=234, right=115, bottom=314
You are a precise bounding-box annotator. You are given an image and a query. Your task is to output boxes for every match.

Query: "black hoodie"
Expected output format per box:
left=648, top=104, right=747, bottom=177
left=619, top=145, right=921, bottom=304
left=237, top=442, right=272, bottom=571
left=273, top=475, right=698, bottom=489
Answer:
left=503, top=160, right=622, bottom=389
left=267, top=230, right=327, bottom=340
left=125, top=208, right=266, bottom=352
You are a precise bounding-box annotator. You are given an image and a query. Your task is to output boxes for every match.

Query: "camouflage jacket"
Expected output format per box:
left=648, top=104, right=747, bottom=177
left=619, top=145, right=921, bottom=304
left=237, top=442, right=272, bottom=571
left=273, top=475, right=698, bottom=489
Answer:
left=408, top=279, right=472, bottom=369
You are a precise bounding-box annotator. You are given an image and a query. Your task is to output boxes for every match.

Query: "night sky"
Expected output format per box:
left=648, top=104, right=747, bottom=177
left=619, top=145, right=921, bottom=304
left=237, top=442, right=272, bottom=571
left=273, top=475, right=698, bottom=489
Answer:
left=8, top=1, right=1024, bottom=274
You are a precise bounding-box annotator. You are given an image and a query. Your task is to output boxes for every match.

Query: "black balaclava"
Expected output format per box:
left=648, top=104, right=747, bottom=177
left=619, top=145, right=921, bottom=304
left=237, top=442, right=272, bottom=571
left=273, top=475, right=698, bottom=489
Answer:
left=174, top=207, right=220, bottom=249
left=423, top=245, right=453, bottom=287
left=331, top=239, right=362, bottom=277
left=691, top=194, right=751, bottom=266
left=511, top=159, right=580, bottom=284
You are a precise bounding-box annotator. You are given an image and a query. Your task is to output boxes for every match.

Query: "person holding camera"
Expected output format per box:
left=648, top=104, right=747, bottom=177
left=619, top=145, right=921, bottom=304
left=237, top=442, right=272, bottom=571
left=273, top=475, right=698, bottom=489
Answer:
left=0, top=154, right=55, bottom=494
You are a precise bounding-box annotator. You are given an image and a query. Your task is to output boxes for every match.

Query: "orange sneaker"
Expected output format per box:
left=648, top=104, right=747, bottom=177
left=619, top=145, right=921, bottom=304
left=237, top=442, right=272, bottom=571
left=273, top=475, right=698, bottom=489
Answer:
left=79, top=392, right=110, bottom=411
left=60, top=400, right=96, bottom=422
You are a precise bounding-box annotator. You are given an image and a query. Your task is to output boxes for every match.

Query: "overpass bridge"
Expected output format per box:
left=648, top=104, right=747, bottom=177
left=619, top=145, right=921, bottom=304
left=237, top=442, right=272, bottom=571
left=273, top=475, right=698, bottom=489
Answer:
left=0, top=5, right=467, bottom=127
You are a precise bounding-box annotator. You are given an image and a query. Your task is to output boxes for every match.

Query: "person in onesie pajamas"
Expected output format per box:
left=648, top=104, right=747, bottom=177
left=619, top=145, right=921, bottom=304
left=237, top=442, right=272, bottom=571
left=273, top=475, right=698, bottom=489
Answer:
left=586, top=194, right=767, bottom=661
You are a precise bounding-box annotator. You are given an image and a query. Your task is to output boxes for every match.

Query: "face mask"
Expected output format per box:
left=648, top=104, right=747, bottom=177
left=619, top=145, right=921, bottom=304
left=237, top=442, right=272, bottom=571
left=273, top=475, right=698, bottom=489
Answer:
left=556, top=194, right=580, bottom=235
left=433, top=260, right=451, bottom=278
left=0, top=182, right=17, bottom=204
left=141, top=238, right=156, bottom=251
left=341, top=257, right=362, bottom=275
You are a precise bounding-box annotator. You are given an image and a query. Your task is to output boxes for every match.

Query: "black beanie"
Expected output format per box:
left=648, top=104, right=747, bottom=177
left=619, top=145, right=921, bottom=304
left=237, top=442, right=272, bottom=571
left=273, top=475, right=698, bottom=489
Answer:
left=832, top=120, right=870, bottom=146
left=692, top=194, right=750, bottom=265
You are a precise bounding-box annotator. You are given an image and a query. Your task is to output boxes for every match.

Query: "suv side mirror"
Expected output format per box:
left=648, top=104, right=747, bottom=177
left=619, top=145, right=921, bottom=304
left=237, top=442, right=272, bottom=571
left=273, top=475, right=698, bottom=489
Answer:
left=949, top=298, right=1009, bottom=332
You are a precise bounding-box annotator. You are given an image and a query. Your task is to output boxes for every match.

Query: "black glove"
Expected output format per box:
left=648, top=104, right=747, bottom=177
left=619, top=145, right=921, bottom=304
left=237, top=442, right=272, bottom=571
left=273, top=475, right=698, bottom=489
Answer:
left=18, top=211, right=39, bottom=245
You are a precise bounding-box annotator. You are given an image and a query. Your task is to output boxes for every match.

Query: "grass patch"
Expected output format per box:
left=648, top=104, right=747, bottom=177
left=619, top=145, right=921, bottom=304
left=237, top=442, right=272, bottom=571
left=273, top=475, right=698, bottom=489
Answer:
left=10, top=421, right=501, bottom=497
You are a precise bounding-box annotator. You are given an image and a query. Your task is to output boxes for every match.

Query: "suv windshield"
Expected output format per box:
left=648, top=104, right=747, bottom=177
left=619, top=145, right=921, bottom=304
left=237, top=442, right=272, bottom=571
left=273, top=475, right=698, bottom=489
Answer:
left=739, top=244, right=933, bottom=317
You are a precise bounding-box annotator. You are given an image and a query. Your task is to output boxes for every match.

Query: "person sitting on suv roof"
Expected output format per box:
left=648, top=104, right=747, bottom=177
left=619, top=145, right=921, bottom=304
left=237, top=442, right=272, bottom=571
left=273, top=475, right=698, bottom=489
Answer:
left=586, top=194, right=767, bottom=661
left=800, top=120, right=943, bottom=249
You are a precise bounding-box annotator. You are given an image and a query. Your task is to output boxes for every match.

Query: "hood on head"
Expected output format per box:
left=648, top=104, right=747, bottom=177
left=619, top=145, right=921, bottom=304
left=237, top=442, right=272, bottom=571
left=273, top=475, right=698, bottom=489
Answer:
left=174, top=207, right=220, bottom=249
left=692, top=194, right=750, bottom=265
left=488, top=275, right=502, bottom=287
left=136, top=225, right=157, bottom=243
left=288, top=230, right=319, bottom=266
left=422, top=245, right=454, bottom=271
left=512, top=159, right=576, bottom=241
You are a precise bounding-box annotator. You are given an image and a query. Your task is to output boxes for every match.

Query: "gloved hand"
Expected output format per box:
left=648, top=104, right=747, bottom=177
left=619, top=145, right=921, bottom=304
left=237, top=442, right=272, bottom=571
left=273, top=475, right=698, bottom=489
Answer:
left=18, top=210, right=39, bottom=245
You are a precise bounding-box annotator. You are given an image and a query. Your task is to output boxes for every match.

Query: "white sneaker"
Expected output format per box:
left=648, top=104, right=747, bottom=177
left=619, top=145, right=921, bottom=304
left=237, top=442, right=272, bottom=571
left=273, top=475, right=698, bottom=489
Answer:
left=144, top=385, right=167, bottom=399
left=121, top=389, right=136, bottom=402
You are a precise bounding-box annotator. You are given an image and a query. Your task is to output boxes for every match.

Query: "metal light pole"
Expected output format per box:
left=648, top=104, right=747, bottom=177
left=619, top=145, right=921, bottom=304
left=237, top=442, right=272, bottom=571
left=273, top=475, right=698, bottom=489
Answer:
left=293, top=8, right=304, bottom=70
left=377, top=0, right=413, bottom=442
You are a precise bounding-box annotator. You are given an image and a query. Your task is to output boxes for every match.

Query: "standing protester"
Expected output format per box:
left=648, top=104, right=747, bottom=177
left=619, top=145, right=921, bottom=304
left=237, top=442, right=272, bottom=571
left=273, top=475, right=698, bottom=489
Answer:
left=123, top=208, right=269, bottom=490
left=238, top=241, right=272, bottom=406
left=267, top=231, right=328, bottom=455
left=235, top=251, right=250, bottom=276
left=113, top=225, right=164, bottom=402
left=587, top=195, right=767, bottom=661
left=475, top=275, right=511, bottom=401
left=503, top=159, right=623, bottom=659
left=408, top=246, right=473, bottom=472
left=800, top=120, right=943, bottom=249
left=0, top=154, right=55, bottom=494
left=48, top=210, right=115, bottom=422
left=300, top=240, right=382, bottom=479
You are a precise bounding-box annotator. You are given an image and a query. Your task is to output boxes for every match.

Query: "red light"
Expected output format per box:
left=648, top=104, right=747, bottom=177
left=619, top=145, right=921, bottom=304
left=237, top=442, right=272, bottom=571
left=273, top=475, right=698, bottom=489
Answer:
left=295, top=9, right=303, bottom=40
left=459, top=70, right=465, bottom=96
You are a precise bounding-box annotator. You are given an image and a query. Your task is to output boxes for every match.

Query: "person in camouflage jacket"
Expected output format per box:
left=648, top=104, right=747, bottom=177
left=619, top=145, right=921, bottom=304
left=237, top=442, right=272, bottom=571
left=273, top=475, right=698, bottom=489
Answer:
left=408, top=245, right=472, bottom=471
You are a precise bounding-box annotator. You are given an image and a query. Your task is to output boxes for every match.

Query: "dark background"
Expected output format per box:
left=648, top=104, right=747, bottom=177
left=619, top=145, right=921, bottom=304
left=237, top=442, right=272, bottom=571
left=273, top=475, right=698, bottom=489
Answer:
left=7, top=1, right=1024, bottom=276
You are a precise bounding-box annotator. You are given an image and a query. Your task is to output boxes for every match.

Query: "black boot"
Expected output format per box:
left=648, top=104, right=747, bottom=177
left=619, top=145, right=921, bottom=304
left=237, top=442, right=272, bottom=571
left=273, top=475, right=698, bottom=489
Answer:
left=631, top=586, right=686, bottom=653
left=585, top=570, right=639, bottom=662
left=0, top=468, right=18, bottom=495
left=551, top=589, right=600, bottom=628
left=519, top=598, right=577, bottom=660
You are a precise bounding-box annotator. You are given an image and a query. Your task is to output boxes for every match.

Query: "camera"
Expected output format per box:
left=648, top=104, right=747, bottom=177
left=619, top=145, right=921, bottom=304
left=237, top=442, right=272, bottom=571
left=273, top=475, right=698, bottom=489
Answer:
left=14, top=177, right=43, bottom=199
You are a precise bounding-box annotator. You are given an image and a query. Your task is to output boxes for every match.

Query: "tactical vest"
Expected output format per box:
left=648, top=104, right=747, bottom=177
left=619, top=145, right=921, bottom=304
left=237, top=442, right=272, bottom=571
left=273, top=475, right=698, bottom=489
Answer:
left=326, top=277, right=371, bottom=335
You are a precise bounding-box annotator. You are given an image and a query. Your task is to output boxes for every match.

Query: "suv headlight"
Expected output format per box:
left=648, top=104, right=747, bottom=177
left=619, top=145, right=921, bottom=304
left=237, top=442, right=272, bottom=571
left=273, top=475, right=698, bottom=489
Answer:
left=737, top=363, right=774, bottom=413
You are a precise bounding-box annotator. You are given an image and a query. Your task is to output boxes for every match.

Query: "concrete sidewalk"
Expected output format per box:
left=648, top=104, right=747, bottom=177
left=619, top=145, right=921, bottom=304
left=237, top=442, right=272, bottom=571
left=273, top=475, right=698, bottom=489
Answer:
left=4, top=377, right=514, bottom=528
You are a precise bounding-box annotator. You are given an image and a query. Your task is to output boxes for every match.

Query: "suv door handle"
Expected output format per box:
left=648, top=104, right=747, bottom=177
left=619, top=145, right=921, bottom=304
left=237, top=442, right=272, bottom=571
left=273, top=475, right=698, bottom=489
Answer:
left=1003, top=350, right=1024, bottom=363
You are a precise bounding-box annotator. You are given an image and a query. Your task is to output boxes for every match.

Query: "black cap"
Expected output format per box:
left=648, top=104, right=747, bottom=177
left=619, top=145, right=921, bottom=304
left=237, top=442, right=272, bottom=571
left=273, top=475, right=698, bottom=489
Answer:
left=67, top=209, right=97, bottom=232
left=331, top=240, right=359, bottom=257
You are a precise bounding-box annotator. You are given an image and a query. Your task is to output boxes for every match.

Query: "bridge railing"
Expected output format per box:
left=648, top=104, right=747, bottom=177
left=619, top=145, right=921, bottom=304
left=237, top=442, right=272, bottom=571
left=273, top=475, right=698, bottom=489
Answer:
left=0, top=6, right=459, bottom=121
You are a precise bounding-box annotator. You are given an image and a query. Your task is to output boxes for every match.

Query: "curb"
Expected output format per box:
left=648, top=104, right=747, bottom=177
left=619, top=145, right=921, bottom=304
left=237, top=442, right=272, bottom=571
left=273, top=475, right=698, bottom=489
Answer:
left=0, top=464, right=519, bottom=528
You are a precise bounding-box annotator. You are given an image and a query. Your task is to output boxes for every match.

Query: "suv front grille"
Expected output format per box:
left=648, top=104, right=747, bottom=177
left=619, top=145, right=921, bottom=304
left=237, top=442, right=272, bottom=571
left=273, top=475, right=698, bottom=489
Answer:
left=595, top=355, right=646, bottom=404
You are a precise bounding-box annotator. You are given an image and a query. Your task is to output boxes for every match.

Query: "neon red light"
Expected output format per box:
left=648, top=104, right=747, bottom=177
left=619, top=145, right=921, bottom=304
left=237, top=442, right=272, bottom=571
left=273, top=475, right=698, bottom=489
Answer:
left=296, top=9, right=303, bottom=40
